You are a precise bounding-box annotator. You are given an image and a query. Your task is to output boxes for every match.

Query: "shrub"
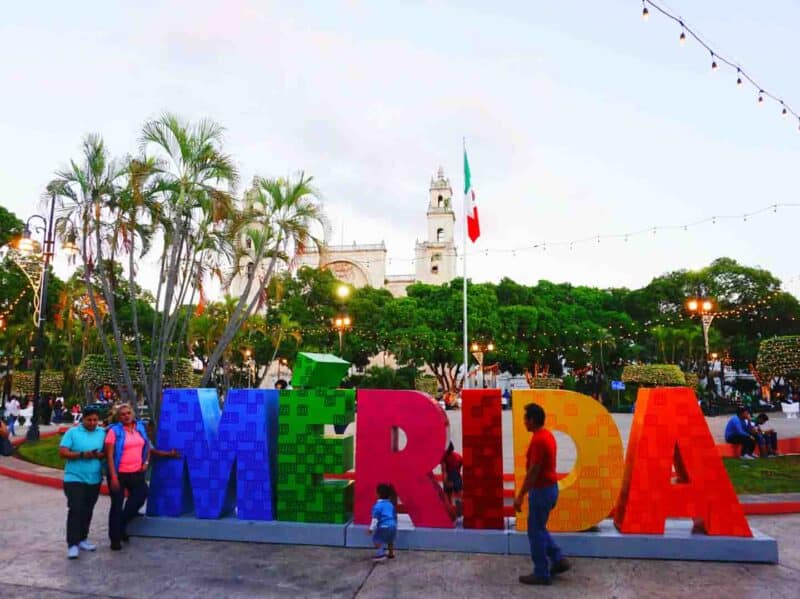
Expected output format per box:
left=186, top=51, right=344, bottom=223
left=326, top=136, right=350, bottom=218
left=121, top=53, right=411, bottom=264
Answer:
left=621, top=364, right=686, bottom=386
left=757, top=336, right=800, bottom=385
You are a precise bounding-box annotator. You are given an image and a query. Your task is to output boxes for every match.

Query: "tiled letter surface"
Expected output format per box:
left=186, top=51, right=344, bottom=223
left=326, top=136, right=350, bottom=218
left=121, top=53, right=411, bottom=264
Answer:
left=147, top=388, right=278, bottom=520
left=276, top=387, right=355, bottom=523
left=514, top=390, right=624, bottom=532
left=461, top=389, right=504, bottom=530
left=354, top=389, right=454, bottom=528
left=614, top=387, right=752, bottom=537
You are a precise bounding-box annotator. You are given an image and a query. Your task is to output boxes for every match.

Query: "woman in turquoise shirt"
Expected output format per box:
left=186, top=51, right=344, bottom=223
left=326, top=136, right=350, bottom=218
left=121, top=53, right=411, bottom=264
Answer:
left=58, top=406, right=106, bottom=559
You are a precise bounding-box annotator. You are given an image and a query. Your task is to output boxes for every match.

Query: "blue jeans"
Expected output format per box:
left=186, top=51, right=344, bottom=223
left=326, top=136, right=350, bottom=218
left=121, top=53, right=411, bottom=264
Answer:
left=527, top=483, right=563, bottom=579
left=6, top=416, right=16, bottom=436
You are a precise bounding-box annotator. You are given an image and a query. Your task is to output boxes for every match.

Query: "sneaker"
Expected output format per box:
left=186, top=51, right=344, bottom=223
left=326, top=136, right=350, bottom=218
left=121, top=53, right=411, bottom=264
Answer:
left=518, top=574, right=551, bottom=585
left=551, top=558, right=571, bottom=576
left=67, top=545, right=79, bottom=560
left=78, top=540, right=97, bottom=552
left=741, top=454, right=755, bottom=460
left=372, top=554, right=387, bottom=562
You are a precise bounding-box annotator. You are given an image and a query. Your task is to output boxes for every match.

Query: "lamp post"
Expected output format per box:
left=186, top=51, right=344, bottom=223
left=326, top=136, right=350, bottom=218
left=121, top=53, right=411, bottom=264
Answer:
left=23, top=193, right=58, bottom=441
left=470, top=341, right=495, bottom=388
left=686, top=298, right=716, bottom=358
left=333, top=315, right=352, bottom=354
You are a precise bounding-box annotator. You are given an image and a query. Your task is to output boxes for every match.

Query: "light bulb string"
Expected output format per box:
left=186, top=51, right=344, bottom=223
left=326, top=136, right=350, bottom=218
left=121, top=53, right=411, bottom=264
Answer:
left=303, top=201, right=798, bottom=267
left=642, top=0, right=799, bottom=120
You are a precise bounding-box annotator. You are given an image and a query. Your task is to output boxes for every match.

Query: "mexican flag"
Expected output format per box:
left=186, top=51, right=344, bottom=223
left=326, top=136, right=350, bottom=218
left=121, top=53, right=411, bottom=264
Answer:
left=464, top=149, right=480, bottom=242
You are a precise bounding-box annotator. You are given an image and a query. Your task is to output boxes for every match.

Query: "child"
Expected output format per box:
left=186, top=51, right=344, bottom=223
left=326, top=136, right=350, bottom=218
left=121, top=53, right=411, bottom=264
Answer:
left=367, top=483, right=397, bottom=562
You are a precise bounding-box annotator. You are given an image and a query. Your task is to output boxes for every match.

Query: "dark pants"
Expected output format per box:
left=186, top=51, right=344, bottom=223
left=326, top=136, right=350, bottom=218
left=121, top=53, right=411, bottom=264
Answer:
left=527, top=483, right=563, bottom=580
left=109, top=472, right=148, bottom=544
left=64, top=482, right=101, bottom=547
left=727, top=434, right=756, bottom=456
left=756, top=432, right=779, bottom=454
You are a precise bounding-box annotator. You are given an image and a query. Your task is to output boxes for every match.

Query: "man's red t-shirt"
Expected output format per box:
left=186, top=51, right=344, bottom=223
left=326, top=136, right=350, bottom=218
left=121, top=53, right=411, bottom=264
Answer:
left=525, top=428, right=558, bottom=489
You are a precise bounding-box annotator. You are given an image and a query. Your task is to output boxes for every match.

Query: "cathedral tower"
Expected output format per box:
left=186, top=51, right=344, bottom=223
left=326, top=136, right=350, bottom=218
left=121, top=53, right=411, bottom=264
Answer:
left=415, top=167, right=457, bottom=284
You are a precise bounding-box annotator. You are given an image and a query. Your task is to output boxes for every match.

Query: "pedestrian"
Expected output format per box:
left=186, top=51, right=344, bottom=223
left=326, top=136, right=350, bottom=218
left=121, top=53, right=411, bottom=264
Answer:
left=58, top=406, right=106, bottom=559
left=367, top=483, right=398, bottom=562
left=513, top=402, right=571, bottom=586
left=441, top=441, right=464, bottom=520
left=752, top=413, right=779, bottom=457
left=6, top=395, right=20, bottom=436
left=0, top=419, right=13, bottom=456
left=104, top=403, right=150, bottom=551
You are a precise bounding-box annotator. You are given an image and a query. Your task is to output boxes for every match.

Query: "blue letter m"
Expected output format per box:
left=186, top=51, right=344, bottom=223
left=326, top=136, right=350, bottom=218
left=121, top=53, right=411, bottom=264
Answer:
left=147, top=388, right=278, bottom=520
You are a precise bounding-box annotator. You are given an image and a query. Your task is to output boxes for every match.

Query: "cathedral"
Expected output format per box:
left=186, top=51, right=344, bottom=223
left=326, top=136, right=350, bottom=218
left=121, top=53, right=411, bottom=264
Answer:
left=293, top=167, right=458, bottom=297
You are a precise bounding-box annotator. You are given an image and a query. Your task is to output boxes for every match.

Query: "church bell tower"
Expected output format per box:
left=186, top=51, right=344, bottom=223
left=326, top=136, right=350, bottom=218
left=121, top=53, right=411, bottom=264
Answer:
left=415, top=167, right=457, bottom=284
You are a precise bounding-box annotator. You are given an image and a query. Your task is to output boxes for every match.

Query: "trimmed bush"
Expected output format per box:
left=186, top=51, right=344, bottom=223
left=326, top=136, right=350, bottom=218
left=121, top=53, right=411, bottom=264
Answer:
left=757, top=336, right=800, bottom=385
left=621, top=364, right=686, bottom=386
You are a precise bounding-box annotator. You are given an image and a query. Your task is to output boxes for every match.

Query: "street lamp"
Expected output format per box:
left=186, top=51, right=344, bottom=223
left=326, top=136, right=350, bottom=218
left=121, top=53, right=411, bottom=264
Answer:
left=333, top=315, right=352, bottom=354
left=23, top=193, right=58, bottom=441
left=686, top=297, right=716, bottom=357
left=335, top=284, right=351, bottom=301
left=243, top=348, right=254, bottom=387
left=470, top=341, right=495, bottom=389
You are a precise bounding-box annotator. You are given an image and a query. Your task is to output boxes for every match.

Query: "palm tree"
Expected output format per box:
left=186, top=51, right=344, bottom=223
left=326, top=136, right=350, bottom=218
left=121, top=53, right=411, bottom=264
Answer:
left=139, top=114, right=239, bottom=417
left=49, top=134, right=135, bottom=400
left=200, top=173, right=325, bottom=385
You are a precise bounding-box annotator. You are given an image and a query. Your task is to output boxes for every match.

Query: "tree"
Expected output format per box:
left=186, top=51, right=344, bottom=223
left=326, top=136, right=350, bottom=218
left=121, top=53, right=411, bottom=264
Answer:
left=0, top=205, right=23, bottom=247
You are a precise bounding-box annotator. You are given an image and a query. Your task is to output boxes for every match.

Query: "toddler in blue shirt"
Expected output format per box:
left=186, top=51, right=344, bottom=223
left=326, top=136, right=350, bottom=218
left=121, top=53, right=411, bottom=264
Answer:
left=368, top=483, right=397, bottom=562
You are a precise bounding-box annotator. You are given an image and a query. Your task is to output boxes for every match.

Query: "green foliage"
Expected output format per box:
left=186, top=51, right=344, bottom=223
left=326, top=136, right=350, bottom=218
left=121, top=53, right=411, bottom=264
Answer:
left=757, top=336, right=800, bottom=385
left=621, top=364, right=686, bottom=386
left=6, top=370, right=65, bottom=395
left=76, top=354, right=194, bottom=390
left=353, top=366, right=418, bottom=390
left=0, top=204, right=23, bottom=247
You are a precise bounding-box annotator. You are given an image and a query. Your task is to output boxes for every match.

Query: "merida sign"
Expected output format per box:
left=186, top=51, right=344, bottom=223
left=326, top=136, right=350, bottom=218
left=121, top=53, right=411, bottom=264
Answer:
left=146, top=353, right=751, bottom=539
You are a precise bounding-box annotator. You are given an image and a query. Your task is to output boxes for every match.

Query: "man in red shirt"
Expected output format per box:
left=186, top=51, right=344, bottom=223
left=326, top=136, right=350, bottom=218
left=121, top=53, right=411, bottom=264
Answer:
left=513, top=403, right=571, bottom=585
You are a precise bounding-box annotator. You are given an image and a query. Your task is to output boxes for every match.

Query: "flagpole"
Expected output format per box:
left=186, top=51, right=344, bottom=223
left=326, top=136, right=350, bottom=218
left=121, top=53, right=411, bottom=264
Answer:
left=462, top=139, right=469, bottom=392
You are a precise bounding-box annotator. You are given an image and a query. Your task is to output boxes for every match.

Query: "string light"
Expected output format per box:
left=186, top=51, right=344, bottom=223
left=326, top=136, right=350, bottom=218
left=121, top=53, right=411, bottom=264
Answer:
left=299, top=202, right=799, bottom=270
left=641, top=1, right=799, bottom=132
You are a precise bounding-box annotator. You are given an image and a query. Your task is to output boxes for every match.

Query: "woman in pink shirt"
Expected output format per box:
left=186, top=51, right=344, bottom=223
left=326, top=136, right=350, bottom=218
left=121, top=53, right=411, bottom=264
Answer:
left=104, top=403, right=150, bottom=550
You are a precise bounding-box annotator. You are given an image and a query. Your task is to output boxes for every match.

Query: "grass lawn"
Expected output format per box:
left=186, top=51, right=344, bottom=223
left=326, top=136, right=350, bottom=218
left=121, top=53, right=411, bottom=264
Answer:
left=723, top=455, right=800, bottom=494
left=16, top=434, right=66, bottom=470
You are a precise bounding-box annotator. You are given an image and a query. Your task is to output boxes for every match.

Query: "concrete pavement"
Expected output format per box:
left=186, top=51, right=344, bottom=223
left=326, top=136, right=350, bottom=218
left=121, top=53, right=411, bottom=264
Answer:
left=0, top=477, right=798, bottom=598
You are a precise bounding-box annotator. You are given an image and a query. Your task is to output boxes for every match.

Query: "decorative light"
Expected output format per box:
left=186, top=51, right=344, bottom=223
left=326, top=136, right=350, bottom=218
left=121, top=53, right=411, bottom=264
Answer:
left=687, top=300, right=699, bottom=311
left=17, top=227, right=36, bottom=254
left=736, top=70, right=743, bottom=87
left=758, top=91, right=764, bottom=104
left=335, top=284, right=351, bottom=300
left=487, top=343, right=495, bottom=351
left=710, top=53, right=718, bottom=71
left=471, top=342, right=479, bottom=352
left=702, top=300, right=713, bottom=312
left=642, top=3, right=649, bottom=20
left=679, top=26, right=686, bottom=45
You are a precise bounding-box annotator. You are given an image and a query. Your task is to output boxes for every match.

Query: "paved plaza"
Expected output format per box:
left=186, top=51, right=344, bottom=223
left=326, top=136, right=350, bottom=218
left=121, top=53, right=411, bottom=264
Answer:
left=0, top=477, right=797, bottom=598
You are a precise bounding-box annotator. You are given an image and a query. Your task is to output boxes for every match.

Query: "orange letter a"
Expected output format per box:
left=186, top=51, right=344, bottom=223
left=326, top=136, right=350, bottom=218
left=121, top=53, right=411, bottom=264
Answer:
left=614, top=387, right=751, bottom=537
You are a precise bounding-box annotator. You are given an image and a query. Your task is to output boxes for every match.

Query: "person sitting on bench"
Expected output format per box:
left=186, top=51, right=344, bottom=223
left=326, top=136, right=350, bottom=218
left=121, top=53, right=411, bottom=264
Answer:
left=751, top=413, right=779, bottom=457
left=725, top=408, right=757, bottom=459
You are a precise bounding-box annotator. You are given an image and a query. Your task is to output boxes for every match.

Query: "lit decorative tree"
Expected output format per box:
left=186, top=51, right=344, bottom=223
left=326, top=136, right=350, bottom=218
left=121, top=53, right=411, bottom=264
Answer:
left=756, top=336, right=800, bottom=386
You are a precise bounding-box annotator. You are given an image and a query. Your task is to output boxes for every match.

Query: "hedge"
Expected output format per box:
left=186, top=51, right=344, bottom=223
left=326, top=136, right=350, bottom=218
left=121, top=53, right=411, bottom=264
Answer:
left=530, top=377, right=563, bottom=390
left=76, top=354, right=195, bottom=389
left=621, top=364, right=686, bottom=386
left=4, top=370, right=65, bottom=395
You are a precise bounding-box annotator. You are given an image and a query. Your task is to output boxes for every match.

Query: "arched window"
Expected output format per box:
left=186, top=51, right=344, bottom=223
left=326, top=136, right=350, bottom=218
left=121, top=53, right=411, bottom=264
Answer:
left=431, top=265, right=439, bottom=275
left=246, top=262, right=255, bottom=277
left=437, top=194, right=443, bottom=207
left=245, top=238, right=252, bottom=250
left=436, top=228, right=444, bottom=242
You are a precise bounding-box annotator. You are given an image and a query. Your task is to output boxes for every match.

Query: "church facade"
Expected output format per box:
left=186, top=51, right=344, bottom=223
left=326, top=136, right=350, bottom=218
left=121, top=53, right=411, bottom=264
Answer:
left=294, top=167, right=458, bottom=297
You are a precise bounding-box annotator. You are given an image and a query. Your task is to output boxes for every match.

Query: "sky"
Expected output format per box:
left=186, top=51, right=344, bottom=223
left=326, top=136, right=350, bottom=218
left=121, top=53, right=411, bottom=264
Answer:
left=2, top=0, right=799, bottom=298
